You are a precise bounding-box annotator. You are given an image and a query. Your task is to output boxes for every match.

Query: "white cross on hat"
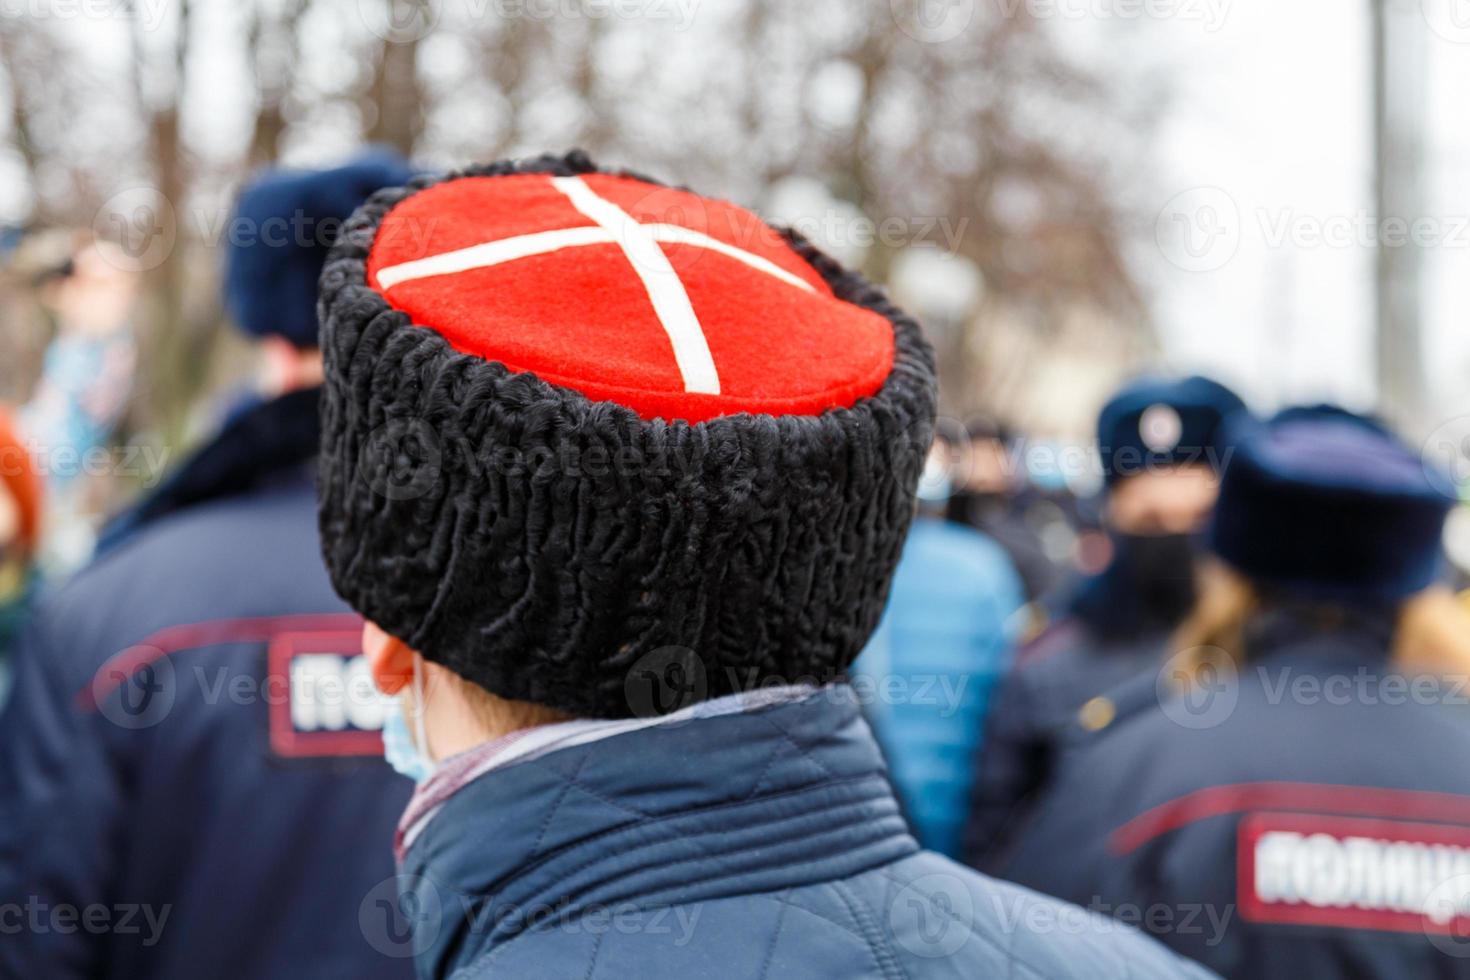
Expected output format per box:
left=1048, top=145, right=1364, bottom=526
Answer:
left=374, top=176, right=820, bottom=397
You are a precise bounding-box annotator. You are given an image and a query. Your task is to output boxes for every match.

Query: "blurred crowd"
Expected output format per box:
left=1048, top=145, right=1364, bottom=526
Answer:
left=0, top=150, right=1467, bottom=980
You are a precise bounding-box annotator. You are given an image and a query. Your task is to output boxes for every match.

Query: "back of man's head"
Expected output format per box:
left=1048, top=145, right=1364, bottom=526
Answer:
left=316, top=151, right=939, bottom=726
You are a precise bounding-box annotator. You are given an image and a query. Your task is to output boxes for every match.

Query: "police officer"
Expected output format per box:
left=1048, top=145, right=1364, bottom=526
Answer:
left=965, top=374, right=1245, bottom=868
left=997, top=406, right=1470, bottom=979
left=0, top=152, right=416, bottom=979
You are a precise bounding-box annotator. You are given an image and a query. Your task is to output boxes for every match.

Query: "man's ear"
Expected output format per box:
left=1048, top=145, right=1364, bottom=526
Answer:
left=362, top=621, right=417, bottom=696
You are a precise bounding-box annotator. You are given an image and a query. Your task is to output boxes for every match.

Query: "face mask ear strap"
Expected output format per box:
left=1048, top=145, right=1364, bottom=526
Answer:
left=412, top=657, right=433, bottom=764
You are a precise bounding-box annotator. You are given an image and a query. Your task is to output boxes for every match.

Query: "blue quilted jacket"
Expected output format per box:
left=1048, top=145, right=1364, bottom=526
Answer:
left=396, top=687, right=1214, bottom=978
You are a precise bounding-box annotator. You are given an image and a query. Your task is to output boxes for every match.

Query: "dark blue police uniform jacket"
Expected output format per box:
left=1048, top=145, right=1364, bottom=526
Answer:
left=964, top=612, right=1169, bottom=870
left=997, top=610, right=1470, bottom=979
left=0, top=388, right=413, bottom=980
left=398, top=687, right=1215, bottom=979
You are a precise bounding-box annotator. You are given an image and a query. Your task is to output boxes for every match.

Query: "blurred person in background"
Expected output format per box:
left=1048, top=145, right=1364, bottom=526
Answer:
left=947, top=417, right=1071, bottom=603
left=0, top=406, right=43, bottom=701
left=852, top=436, right=1025, bottom=859
left=2, top=233, right=138, bottom=571
left=964, top=375, right=1245, bottom=869
left=0, top=150, right=417, bottom=980
left=314, top=154, right=1212, bottom=980
left=996, top=406, right=1470, bottom=979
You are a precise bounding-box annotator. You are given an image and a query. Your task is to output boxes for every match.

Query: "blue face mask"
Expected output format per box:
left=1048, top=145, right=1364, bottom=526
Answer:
left=382, top=660, right=435, bottom=784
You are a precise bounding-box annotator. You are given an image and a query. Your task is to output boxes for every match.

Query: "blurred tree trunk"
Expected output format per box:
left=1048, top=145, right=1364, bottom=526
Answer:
left=244, top=0, right=310, bottom=168
left=364, top=1, right=426, bottom=155
left=0, top=32, right=38, bottom=206
left=844, top=26, right=897, bottom=286
left=129, top=0, right=219, bottom=448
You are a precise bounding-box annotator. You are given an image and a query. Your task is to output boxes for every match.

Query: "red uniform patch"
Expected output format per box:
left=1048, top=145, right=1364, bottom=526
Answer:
left=1239, top=811, right=1470, bottom=935
left=366, top=173, right=895, bottom=424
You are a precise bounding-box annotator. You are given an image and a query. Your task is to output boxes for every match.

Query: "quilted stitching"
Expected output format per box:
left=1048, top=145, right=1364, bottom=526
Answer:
left=414, top=689, right=1209, bottom=980
left=756, top=893, right=790, bottom=980
left=529, top=752, right=591, bottom=857
left=831, top=879, right=908, bottom=980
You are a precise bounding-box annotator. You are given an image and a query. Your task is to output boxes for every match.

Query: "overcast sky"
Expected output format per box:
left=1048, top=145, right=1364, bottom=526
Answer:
left=1131, top=0, right=1469, bottom=429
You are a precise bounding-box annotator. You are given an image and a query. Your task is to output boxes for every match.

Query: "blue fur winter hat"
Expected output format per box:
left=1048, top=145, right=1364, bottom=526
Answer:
left=1208, top=406, right=1453, bottom=603
left=225, top=148, right=415, bottom=347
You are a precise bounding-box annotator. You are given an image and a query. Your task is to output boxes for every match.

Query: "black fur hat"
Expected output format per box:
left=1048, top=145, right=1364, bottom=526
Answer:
left=316, top=151, right=937, bottom=719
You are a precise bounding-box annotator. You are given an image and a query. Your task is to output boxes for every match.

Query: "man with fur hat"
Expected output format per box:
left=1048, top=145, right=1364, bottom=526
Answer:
left=315, top=151, right=1214, bottom=978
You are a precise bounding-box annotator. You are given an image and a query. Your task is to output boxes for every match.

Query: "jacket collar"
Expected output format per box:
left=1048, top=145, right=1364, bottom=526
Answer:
left=395, top=685, right=817, bottom=862
left=96, top=387, right=322, bottom=556
left=400, top=686, right=918, bottom=976
left=1244, top=604, right=1396, bottom=669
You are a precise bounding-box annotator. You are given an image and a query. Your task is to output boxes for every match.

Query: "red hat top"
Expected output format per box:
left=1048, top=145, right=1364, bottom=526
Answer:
left=365, top=170, right=895, bottom=424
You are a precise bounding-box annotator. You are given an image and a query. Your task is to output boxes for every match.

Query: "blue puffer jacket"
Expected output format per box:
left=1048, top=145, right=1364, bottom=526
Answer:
left=397, top=687, right=1214, bottom=979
